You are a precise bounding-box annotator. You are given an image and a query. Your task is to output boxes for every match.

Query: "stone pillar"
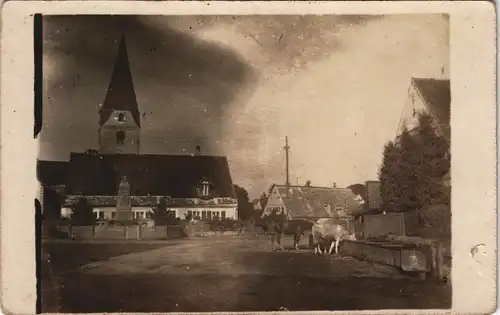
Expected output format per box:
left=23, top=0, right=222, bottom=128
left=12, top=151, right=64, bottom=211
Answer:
left=116, top=176, right=132, bottom=220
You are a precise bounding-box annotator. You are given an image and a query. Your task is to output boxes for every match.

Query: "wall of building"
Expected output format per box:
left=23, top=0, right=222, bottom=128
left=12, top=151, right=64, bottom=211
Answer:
left=61, top=206, right=153, bottom=220
left=396, top=84, right=429, bottom=137
left=171, top=206, right=238, bottom=220
left=262, top=186, right=286, bottom=217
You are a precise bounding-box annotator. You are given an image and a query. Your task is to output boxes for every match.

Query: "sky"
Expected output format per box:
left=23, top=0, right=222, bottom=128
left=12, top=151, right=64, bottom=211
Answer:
left=39, top=14, right=449, bottom=198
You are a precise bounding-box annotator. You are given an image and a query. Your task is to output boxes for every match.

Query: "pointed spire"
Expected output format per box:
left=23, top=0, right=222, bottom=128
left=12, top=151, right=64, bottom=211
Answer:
left=99, top=35, right=141, bottom=127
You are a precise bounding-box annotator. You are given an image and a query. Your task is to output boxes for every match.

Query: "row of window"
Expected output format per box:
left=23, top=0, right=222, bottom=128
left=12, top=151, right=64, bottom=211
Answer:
left=94, top=210, right=228, bottom=220
left=267, top=206, right=285, bottom=215
left=187, top=210, right=226, bottom=220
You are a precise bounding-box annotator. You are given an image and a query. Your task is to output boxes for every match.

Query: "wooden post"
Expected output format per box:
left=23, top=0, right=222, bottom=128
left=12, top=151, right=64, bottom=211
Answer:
left=92, top=226, right=96, bottom=240
left=165, top=225, right=168, bottom=238
left=137, top=225, right=141, bottom=240
left=124, top=225, right=128, bottom=240
left=68, top=224, right=73, bottom=238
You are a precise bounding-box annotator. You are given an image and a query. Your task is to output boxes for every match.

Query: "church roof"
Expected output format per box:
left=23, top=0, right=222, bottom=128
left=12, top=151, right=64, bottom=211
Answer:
left=264, top=185, right=364, bottom=219
left=65, top=152, right=236, bottom=198
left=99, top=36, right=141, bottom=127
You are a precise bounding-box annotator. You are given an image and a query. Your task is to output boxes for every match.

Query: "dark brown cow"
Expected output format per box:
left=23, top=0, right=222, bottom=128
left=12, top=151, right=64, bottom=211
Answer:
left=268, top=218, right=314, bottom=251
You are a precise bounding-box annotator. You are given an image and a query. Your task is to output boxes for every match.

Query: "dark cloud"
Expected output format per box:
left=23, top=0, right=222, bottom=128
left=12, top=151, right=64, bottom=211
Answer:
left=41, top=15, right=257, bottom=156
left=40, top=15, right=380, bottom=161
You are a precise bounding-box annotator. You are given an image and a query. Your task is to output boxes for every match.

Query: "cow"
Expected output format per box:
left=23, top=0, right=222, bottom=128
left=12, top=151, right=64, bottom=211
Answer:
left=268, top=219, right=314, bottom=251
left=311, top=218, right=357, bottom=255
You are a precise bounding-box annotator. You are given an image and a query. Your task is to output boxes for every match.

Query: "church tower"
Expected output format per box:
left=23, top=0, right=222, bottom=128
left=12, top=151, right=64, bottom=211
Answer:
left=98, top=36, right=141, bottom=154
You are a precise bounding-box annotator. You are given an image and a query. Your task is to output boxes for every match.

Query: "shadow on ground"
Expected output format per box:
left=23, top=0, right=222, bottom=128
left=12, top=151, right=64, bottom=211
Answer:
left=58, top=273, right=450, bottom=313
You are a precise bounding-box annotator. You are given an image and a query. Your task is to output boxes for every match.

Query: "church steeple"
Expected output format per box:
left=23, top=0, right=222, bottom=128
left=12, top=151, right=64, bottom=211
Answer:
left=98, top=35, right=141, bottom=155
left=99, top=36, right=141, bottom=127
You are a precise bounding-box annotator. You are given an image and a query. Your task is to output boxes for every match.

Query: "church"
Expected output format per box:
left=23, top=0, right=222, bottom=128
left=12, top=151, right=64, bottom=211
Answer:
left=38, top=36, right=239, bottom=222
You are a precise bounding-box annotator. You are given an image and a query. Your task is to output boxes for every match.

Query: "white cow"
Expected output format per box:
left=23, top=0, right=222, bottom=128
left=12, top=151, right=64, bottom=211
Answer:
left=311, top=218, right=357, bottom=255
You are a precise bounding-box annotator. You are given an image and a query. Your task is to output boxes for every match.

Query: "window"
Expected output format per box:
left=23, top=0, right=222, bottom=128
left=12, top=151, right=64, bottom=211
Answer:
left=118, top=113, right=125, bottom=122
left=202, top=210, right=207, bottom=220
left=116, top=131, right=125, bottom=145
left=221, top=211, right=226, bottom=219
left=98, top=211, right=104, bottom=219
left=111, top=212, right=116, bottom=219
left=200, top=180, right=210, bottom=196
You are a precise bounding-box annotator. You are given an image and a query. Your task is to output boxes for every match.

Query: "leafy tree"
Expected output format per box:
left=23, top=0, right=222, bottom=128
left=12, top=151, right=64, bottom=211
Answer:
left=259, top=192, right=268, bottom=210
left=152, top=197, right=177, bottom=225
left=71, top=197, right=96, bottom=226
left=305, top=180, right=312, bottom=187
left=378, top=113, right=450, bottom=213
left=42, top=187, right=63, bottom=220
left=233, top=184, right=254, bottom=221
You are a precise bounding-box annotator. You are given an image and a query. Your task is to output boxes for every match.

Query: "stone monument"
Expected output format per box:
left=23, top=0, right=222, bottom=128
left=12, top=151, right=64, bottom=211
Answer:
left=116, top=176, right=132, bottom=220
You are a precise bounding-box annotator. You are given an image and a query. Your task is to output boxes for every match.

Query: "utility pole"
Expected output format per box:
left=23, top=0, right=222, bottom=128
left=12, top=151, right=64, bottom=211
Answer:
left=284, top=136, right=290, bottom=197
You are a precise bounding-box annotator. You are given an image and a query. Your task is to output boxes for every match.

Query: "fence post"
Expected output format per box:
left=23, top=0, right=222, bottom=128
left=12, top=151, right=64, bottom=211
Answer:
left=137, top=225, right=141, bottom=240
left=124, top=226, right=128, bottom=240
left=68, top=224, right=73, bottom=238
left=92, top=225, right=96, bottom=240
left=165, top=225, right=168, bottom=238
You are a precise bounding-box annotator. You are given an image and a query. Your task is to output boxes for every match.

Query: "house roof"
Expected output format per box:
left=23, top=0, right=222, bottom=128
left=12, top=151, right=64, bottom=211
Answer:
left=65, top=152, right=236, bottom=198
left=37, top=159, right=69, bottom=187
left=412, top=78, right=451, bottom=140
left=99, top=36, right=141, bottom=127
left=269, top=185, right=364, bottom=218
left=252, top=199, right=262, bottom=209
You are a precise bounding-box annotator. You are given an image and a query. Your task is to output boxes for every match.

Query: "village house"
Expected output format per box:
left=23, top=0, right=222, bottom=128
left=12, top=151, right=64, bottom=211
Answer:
left=252, top=199, right=263, bottom=212
left=37, top=36, right=238, bottom=222
left=261, top=184, right=365, bottom=221
left=396, top=77, right=450, bottom=140
left=396, top=77, right=451, bottom=186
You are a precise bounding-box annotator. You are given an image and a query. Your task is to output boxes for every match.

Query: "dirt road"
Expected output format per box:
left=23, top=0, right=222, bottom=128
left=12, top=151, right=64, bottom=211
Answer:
left=43, top=235, right=451, bottom=312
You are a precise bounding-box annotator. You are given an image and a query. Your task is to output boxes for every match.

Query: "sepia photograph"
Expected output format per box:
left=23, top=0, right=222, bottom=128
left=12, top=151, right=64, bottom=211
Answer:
left=35, top=13, right=456, bottom=313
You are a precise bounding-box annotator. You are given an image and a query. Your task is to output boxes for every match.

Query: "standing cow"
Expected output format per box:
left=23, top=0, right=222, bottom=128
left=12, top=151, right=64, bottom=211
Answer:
left=311, top=218, right=357, bottom=255
left=268, top=219, right=314, bottom=251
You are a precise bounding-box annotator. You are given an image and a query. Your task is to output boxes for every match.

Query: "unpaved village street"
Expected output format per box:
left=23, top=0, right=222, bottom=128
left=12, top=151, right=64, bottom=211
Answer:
left=43, top=235, right=451, bottom=313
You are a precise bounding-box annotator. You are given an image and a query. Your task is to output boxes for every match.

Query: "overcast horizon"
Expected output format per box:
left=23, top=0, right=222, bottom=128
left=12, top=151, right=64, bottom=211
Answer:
left=39, top=14, right=449, bottom=198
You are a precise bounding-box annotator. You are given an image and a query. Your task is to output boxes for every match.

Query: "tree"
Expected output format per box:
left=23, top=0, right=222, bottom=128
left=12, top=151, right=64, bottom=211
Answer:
left=43, top=187, right=63, bottom=220
left=378, top=112, right=450, bottom=213
left=259, top=192, right=269, bottom=210
left=233, top=184, right=254, bottom=221
left=152, top=197, right=177, bottom=225
left=71, top=197, right=96, bottom=226
left=305, top=180, right=312, bottom=187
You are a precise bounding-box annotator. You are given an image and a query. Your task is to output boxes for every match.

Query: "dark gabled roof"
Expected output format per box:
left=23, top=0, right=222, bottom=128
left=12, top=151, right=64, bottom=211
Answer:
left=36, top=159, right=69, bottom=187
left=412, top=78, right=450, bottom=140
left=269, top=185, right=364, bottom=218
left=99, top=36, right=141, bottom=127
left=65, top=152, right=236, bottom=198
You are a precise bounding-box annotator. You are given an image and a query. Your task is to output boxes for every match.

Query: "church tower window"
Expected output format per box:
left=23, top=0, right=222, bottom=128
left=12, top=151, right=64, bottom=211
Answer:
left=116, top=131, right=125, bottom=145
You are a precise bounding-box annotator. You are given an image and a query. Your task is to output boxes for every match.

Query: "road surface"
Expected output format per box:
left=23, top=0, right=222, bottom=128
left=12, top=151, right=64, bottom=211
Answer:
left=43, top=235, right=451, bottom=312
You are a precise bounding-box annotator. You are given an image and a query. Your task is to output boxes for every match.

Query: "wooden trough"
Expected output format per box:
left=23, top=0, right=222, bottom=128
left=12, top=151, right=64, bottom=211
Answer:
left=339, top=239, right=445, bottom=281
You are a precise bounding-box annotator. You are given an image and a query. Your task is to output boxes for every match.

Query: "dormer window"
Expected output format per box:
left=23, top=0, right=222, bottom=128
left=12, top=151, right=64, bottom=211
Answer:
left=118, top=113, right=125, bottom=122
left=201, top=180, right=210, bottom=197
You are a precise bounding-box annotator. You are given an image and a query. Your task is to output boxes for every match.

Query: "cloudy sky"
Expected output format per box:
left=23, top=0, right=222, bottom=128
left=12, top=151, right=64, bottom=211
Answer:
left=40, top=14, right=449, bottom=198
